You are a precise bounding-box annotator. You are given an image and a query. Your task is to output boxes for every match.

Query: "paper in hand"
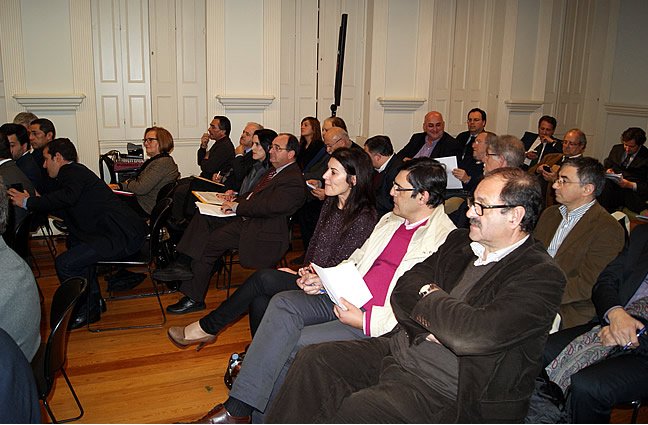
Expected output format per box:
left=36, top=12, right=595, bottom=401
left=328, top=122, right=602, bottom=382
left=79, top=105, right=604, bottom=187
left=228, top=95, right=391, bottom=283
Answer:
left=435, top=156, right=463, bottom=189
left=311, top=262, right=373, bottom=310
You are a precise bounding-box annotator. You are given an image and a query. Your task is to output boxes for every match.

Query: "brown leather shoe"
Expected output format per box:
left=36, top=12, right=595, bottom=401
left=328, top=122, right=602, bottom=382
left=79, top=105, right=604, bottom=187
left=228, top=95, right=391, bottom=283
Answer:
left=189, top=404, right=250, bottom=424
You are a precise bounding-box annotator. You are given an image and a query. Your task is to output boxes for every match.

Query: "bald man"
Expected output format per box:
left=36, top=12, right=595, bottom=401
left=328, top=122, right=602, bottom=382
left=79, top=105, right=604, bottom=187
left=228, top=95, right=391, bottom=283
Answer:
left=396, top=111, right=461, bottom=162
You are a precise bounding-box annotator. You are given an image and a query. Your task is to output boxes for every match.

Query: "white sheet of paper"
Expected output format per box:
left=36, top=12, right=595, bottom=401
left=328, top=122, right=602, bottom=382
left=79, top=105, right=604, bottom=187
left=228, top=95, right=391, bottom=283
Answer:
left=192, top=191, right=224, bottom=205
left=195, top=201, right=236, bottom=218
left=311, top=262, right=373, bottom=310
left=436, top=156, right=463, bottom=189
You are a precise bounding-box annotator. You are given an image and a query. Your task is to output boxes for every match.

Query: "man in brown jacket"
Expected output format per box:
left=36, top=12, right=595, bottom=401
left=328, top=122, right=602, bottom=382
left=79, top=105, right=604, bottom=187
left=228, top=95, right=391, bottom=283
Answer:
left=534, top=156, right=625, bottom=329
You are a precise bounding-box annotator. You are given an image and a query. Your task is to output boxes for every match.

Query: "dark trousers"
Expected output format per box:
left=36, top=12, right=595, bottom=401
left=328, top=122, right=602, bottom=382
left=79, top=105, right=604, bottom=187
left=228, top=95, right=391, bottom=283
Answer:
left=176, top=213, right=241, bottom=302
left=198, top=269, right=299, bottom=336
left=266, top=337, right=454, bottom=423
left=544, top=323, right=648, bottom=423
left=294, top=199, right=322, bottom=252
left=56, top=241, right=103, bottom=305
left=598, top=180, right=646, bottom=213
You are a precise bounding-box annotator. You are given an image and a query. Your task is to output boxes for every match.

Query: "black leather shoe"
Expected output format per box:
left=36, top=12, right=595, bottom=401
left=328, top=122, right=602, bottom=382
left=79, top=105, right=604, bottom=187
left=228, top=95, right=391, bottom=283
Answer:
left=166, top=296, right=206, bottom=314
left=152, top=261, right=194, bottom=281
left=69, top=307, right=101, bottom=330
left=188, top=403, right=250, bottom=424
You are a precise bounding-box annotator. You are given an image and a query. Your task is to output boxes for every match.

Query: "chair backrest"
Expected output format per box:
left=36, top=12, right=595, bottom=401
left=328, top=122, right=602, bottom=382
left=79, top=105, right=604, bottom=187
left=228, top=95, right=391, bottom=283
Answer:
left=99, top=151, right=119, bottom=184
left=4, top=212, right=33, bottom=260
left=43, top=278, right=87, bottom=390
left=147, top=197, right=173, bottom=264
left=156, top=179, right=178, bottom=203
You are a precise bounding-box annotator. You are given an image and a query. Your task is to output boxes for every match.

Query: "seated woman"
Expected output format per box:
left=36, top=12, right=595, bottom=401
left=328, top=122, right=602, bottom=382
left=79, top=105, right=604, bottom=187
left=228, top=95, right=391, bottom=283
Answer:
left=166, top=147, right=377, bottom=348
left=110, top=126, right=179, bottom=217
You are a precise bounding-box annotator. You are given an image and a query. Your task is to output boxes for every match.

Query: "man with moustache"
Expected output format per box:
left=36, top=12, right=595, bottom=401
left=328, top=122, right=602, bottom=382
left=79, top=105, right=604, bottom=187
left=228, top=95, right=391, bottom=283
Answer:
left=266, top=168, right=565, bottom=423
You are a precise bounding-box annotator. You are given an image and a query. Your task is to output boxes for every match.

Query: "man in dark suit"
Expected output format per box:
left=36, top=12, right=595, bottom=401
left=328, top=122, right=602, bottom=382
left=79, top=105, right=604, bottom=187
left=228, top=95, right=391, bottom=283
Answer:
left=451, top=108, right=487, bottom=195
left=8, top=138, right=148, bottom=328
left=521, top=115, right=562, bottom=169
left=267, top=168, right=566, bottom=423
left=221, top=122, right=263, bottom=190
left=599, top=127, right=648, bottom=213
left=534, top=157, right=625, bottom=329
left=28, top=118, right=57, bottom=194
left=154, top=133, right=307, bottom=314
left=0, top=123, right=42, bottom=191
left=0, top=133, right=35, bottom=231
left=364, top=134, right=402, bottom=217
left=543, top=223, right=648, bottom=423
left=396, top=111, right=460, bottom=162
left=198, top=115, right=235, bottom=180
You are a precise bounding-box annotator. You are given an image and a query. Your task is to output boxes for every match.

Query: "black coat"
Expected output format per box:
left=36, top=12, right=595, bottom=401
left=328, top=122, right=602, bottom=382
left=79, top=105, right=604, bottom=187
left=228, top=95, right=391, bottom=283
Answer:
left=397, top=131, right=461, bottom=161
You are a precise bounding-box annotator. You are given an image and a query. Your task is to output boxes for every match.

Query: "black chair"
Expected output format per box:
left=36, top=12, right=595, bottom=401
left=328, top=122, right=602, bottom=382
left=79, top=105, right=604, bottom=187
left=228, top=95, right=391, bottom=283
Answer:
left=156, top=179, right=179, bottom=203
left=3, top=211, right=32, bottom=260
left=99, top=150, right=119, bottom=184
left=31, top=277, right=87, bottom=424
left=89, top=197, right=173, bottom=332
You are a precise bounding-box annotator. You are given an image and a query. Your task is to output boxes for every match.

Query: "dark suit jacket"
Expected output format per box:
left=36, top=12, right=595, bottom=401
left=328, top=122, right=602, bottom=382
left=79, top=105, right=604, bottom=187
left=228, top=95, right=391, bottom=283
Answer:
left=15, top=152, right=42, bottom=193
left=390, top=230, right=566, bottom=422
left=374, top=155, right=402, bottom=218
left=30, top=147, right=58, bottom=194
left=26, top=162, right=147, bottom=258
left=225, top=150, right=255, bottom=192
left=396, top=131, right=460, bottom=161
left=236, top=162, right=307, bottom=268
left=534, top=202, right=625, bottom=328
left=604, top=144, right=648, bottom=198
left=197, top=136, right=235, bottom=179
left=521, top=131, right=562, bottom=153
left=592, top=223, right=648, bottom=321
left=0, top=159, right=35, bottom=230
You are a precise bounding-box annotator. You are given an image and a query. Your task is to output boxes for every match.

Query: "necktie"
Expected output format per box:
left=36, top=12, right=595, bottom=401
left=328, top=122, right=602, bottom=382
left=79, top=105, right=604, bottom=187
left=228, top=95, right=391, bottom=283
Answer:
left=621, top=153, right=632, bottom=168
left=461, top=136, right=475, bottom=162
left=250, top=168, right=276, bottom=195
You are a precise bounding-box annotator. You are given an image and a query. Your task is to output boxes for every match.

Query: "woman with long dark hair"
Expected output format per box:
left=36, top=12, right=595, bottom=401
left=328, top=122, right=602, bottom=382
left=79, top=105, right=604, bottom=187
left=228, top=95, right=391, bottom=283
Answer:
left=167, top=147, right=377, bottom=349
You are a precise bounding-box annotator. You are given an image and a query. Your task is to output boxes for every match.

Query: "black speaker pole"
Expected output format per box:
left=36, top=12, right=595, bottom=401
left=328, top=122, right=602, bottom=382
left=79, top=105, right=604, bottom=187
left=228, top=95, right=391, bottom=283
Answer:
left=330, top=13, right=348, bottom=117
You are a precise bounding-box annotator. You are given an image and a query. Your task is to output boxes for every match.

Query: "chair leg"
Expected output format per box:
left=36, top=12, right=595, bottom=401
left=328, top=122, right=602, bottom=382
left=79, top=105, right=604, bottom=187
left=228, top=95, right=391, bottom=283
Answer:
left=40, top=222, right=58, bottom=259
left=632, top=400, right=641, bottom=424
left=88, top=266, right=167, bottom=333
left=40, top=368, right=84, bottom=424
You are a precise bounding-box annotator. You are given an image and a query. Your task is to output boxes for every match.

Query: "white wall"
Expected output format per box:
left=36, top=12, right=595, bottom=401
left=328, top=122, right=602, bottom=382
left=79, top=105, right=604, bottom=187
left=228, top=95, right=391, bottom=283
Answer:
left=1, top=0, right=647, bottom=175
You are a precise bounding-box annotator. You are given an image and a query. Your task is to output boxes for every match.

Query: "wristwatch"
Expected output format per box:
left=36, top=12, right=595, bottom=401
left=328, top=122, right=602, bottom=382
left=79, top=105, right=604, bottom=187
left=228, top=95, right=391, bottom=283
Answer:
left=419, top=283, right=439, bottom=298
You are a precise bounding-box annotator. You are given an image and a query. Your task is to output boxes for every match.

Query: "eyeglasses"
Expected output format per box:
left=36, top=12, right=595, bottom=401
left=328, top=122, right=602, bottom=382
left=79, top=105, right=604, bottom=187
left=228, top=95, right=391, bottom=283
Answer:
left=325, top=139, right=342, bottom=149
left=554, top=177, right=582, bottom=186
left=485, top=152, right=499, bottom=157
left=270, top=144, right=289, bottom=151
left=467, top=197, right=517, bottom=216
left=142, top=137, right=158, bottom=143
left=392, top=183, right=416, bottom=192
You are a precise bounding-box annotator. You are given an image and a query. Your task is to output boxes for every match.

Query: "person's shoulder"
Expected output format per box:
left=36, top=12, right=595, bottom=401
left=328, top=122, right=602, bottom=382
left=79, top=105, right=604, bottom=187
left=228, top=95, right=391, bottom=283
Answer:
left=442, top=131, right=458, bottom=143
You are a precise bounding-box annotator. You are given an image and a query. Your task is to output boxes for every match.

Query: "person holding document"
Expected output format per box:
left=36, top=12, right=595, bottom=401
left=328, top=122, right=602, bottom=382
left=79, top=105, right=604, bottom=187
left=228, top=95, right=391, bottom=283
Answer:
left=183, top=158, right=456, bottom=424
left=166, top=147, right=377, bottom=337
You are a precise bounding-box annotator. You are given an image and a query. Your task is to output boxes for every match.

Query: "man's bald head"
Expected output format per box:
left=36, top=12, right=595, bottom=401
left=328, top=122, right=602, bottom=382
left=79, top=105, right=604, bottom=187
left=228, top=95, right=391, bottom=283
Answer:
left=324, top=127, right=351, bottom=153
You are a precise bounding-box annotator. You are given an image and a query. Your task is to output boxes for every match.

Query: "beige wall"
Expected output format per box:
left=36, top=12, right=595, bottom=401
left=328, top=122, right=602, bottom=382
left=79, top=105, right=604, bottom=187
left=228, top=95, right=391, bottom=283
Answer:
left=1, top=0, right=646, bottom=176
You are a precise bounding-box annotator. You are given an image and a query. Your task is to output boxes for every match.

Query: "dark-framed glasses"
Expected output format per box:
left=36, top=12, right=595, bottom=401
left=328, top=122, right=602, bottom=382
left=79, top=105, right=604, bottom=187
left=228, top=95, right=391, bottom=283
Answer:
left=142, top=137, right=158, bottom=143
left=467, top=196, right=517, bottom=216
left=392, top=183, right=416, bottom=192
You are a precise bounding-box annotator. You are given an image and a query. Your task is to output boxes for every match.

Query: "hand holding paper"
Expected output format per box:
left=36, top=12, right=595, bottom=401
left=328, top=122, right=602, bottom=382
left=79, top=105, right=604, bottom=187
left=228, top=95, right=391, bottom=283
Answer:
left=311, top=262, right=372, bottom=309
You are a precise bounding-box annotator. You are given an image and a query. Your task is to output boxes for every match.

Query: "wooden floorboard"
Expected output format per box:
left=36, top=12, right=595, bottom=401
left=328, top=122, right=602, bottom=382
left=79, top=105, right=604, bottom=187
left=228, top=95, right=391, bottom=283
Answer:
left=31, top=236, right=647, bottom=423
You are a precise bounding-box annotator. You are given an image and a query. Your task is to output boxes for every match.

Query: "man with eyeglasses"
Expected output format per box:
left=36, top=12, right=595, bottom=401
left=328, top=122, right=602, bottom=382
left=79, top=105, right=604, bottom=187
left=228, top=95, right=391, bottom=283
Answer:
left=599, top=127, right=648, bottom=214
left=534, top=157, right=625, bottom=329
left=267, top=168, right=566, bottom=423
left=530, top=128, right=587, bottom=207
left=154, top=133, right=307, bottom=314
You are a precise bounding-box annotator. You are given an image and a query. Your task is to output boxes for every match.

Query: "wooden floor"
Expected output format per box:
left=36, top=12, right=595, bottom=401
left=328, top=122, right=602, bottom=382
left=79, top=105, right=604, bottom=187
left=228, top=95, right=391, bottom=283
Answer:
left=32, top=235, right=646, bottom=424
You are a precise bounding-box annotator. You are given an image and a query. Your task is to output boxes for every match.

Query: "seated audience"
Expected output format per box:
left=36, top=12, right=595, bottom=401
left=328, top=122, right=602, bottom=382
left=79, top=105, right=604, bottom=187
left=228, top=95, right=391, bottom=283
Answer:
left=109, top=126, right=179, bottom=217
left=543, top=223, right=648, bottom=423
left=530, top=128, right=587, bottom=207
left=534, top=157, right=625, bottom=329
left=364, top=134, right=402, bottom=217
left=187, top=158, right=457, bottom=424
left=28, top=118, right=57, bottom=194
left=522, top=115, right=562, bottom=169
left=0, top=328, right=40, bottom=423
left=599, top=127, right=648, bottom=214
left=153, top=133, right=307, bottom=314
left=397, top=111, right=460, bottom=162
left=265, top=168, right=565, bottom=423
left=220, top=122, right=263, bottom=191
left=0, top=179, right=40, bottom=361
left=8, top=138, right=148, bottom=329
left=0, top=123, right=42, bottom=191
left=0, top=133, right=35, bottom=230
left=321, top=115, right=347, bottom=135
left=166, top=146, right=376, bottom=345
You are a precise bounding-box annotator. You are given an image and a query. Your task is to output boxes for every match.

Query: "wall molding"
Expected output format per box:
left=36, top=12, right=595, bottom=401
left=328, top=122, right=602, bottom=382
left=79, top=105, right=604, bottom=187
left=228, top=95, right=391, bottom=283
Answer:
left=377, top=97, right=426, bottom=112
left=504, top=99, right=544, bottom=113
left=216, top=95, right=275, bottom=111
left=13, top=93, right=86, bottom=111
left=604, top=102, right=648, bottom=117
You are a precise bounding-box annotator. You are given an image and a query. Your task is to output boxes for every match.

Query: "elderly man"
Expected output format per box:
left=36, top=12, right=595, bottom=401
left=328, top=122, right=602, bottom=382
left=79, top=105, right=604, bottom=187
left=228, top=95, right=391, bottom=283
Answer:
left=185, top=158, right=456, bottom=424
left=397, top=111, right=460, bottom=162
left=534, top=157, right=625, bottom=329
left=266, top=168, right=565, bottom=423
left=599, top=127, right=648, bottom=214
left=154, top=133, right=307, bottom=314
